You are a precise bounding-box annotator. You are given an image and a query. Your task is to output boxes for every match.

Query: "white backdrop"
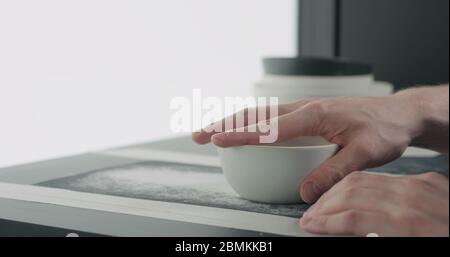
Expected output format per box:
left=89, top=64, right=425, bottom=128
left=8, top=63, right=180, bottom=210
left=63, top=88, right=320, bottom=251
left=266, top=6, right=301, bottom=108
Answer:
left=0, top=0, right=296, bottom=167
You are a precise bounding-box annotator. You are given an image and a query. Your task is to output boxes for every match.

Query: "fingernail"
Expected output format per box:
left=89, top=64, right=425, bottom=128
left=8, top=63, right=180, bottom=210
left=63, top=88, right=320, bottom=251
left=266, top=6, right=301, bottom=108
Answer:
left=211, top=134, right=225, bottom=146
left=303, top=204, right=317, bottom=218
left=302, top=181, right=322, bottom=202
left=300, top=216, right=312, bottom=226
left=203, top=124, right=215, bottom=133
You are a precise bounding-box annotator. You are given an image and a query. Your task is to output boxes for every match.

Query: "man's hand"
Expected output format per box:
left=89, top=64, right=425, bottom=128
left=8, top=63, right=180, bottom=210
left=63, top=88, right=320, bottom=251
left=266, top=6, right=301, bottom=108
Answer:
left=193, top=95, right=421, bottom=203
left=192, top=86, right=449, bottom=203
left=300, top=171, right=449, bottom=236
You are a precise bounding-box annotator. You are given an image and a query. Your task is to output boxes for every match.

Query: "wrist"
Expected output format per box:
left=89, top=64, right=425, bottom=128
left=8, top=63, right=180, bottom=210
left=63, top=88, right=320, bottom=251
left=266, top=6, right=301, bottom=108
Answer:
left=393, top=86, right=449, bottom=151
left=391, top=87, right=428, bottom=146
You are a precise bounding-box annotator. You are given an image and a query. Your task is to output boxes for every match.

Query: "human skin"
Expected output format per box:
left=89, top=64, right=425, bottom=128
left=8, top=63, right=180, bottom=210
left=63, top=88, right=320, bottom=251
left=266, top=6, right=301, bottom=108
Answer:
left=192, top=85, right=449, bottom=236
left=300, top=171, right=449, bottom=236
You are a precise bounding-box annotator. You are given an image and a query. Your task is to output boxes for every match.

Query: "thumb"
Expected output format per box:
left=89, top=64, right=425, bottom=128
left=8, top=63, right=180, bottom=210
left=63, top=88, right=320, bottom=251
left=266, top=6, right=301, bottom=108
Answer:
left=299, top=143, right=370, bottom=203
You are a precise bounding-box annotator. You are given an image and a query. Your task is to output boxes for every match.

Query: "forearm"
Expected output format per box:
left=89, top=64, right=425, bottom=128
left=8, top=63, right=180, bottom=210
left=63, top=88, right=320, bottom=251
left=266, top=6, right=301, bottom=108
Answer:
left=395, top=85, right=449, bottom=153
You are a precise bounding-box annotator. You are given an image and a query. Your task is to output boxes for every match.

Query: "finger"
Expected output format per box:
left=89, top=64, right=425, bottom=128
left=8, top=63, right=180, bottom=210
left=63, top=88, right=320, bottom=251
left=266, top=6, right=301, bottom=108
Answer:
left=192, top=99, right=316, bottom=145
left=300, top=210, right=390, bottom=236
left=211, top=106, right=324, bottom=148
left=191, top=104, right=288, bottom=145
left=300, top=143, right=372, bottom=203
left=306, top=187, right=396, bottom=218
left=192, top=107, right=259, bottom=145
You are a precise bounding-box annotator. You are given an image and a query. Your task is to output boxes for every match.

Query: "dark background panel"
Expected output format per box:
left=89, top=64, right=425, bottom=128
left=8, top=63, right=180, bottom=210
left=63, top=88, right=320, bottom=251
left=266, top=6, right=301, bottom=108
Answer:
left=338, top=0, right=449, bottom=89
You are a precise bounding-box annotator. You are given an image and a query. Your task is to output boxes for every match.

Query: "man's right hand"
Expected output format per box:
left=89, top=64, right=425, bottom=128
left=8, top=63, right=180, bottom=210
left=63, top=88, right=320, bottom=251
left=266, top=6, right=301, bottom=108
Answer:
left=192, top=86, right=449, bottom=203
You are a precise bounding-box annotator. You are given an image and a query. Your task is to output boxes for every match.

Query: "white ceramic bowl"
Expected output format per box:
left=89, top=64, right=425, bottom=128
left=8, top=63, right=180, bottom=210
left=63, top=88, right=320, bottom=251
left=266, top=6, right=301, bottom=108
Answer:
left=217, top=137, right=338, bottom=204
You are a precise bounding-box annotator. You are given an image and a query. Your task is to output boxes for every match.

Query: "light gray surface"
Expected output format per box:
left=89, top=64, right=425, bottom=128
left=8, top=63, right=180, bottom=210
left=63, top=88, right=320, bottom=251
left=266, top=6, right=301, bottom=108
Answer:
left=132, top=135, right=217, bottom=156
left=38, top=161, right=307, bottom=218
left=0, top=136, right=447, bottom=236
left=0, top=136, right=288, bottom=236
left=0, top=198, right=271, bottom=237
left=0, top=136, right=215, bottom=185
left=0, top=153, right=139, bottom=185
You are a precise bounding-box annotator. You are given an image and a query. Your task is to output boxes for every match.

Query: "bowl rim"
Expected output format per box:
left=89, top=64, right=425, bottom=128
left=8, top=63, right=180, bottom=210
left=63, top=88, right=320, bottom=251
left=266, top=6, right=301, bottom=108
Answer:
left=216, top=142, right=339, bottom=150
